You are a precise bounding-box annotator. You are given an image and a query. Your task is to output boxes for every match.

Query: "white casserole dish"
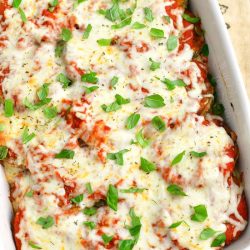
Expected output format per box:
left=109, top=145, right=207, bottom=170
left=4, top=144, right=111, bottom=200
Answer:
left=0, top=0, right=249, bottom=249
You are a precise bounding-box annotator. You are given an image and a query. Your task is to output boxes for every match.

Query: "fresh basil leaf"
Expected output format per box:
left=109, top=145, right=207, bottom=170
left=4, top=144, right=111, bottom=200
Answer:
left=144, top=7, right=154, bottom=22
left=135, top=129, right=149, bottom=148
left=167, top=184, right=187, bottom=196
left=112, top=17, right=132, bottom=29
left=171, top=151, right=185, bottom=166
left=107, top=149, right=129, bottom=166
left=61, top=28, right=72, bottom=42
left=150, top=28, right=165, bottom=39
left=200, top=228, right=217, bottom=240
left=120, top=187, right=145, bottom=193
left=118, top=239, right=135, bottom=250
left=23, top=98, right=51, bottom=111
left=82, top=24, right=92, bottom=39
left=115, top=94, right=130, bottom=105
left=128, top=208, right=141, bottom=242
left=144, top=94, right=165, bottom=108
left=55, top=40, right=65, bottom=57
left=83, top=207, right=97, bottom=216
left=182, top=13, right=200, bottom=24
left=190, top=151, right=207, bottom=158
left=83, top=221, right=96, bottom=230
left=191, top=205, right=208, bottom=222
left=151, top=116, right=166, bottom=132
left=28, top=241, right=42, bottom=249
left=167, top=35, right=178, bottom=52
left=110, top=76, right=119, bottom=88
left=81, top=72, right=98, bottom=83
left=169, top=221, right=183, bottom=229
left=18, top=8, right=27, bottom=22
left=48, top=0, right=58, bottom=11
left=105, top=2, right=120, bottom=22
left=101, top=101, right=121, bottom=113
left=211, top=233, right=226, bottom=247
left=43, top=106, right=58, bottom=119
left=4, top=99, right=14, bottom=117
left=126, top=113, right=140, bottom=129
left=25, top=190, right=33, bottom=197
left=86, top=182, right=93, bottom=194
left=22, top=127, right=35, bottom=144
left=149, top=58, right=160, bottom=71
left=140, top=157, right=156, bottom=173
left=55, top=149, right=75, bottom=159
left=37, top=83, right=49, bottom=101
left=70, top=194, right=84, bottom=204
left=162, top=78, right=186, bottom=90
left=12, top=0, right=22, bottom=8
left=102, top=234, right=114, bottom=245
left=57, top=73, right=72, bottom=88
left=212, top=103, right=224, bottom=116
left=131, top=22, right=146, bottom=29
left=107, top=184, right=118, bottom=211
left=0, top=146, right=8, bottom=160
left=83, top=85, right=99, bottom=94
left=36, top=216, right=54, bottom=229
left=201, top=44, right=209, bottom=56
left=97, top=38, right=112, bottom=46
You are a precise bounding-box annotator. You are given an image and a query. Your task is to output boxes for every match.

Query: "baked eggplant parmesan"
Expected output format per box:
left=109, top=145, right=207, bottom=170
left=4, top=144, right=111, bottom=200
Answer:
left=0, top=0, right=247, bottom=249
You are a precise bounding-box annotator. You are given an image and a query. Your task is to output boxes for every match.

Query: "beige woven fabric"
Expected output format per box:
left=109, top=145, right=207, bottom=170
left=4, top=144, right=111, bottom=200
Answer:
left=218, top=0, right=250, bottom=97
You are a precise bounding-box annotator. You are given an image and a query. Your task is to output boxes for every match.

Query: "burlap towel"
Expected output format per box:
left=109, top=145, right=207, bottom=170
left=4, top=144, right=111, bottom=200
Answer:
left=218, top=0, right=250, bottom=97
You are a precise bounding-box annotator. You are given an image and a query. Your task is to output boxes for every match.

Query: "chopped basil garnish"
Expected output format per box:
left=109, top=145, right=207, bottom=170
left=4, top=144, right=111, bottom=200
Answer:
left=167, top=184, right=187, bottom=196
left=191, top=205, right=208, bottom=222
left=118, top=239, right=135, bottom=250
left=126, top=113, right=140, bottom=129
left=120, top=187, right=145, bottom=193
left=170, top=151, right=185, bottom=166
left=131, top=22, right=146, bottom=29
left=115, top=94, right=130, bottom=105
left=164, top=15, right=171, bottom=23
left=97, top=38, right=112, bottom=46
left=43, top=106, right=58, bottom=119
left=107, top=184, right=118, bottom=211
left=12, top=0, right=22, bottom=8
left=4, top=99, right=14, bottom=117
left=112, top=17, right=132, bottom=29
left=105, top=2, right=121, bottom=22
left=55, top=149, right=75, bottom=159
left=211, top=233, right=226, bottom=247
left=167, top=35, right=178, bottom=52
left=0, top=146, right=8, bottom=160
left=83, top=207, right=97, bottom=216
left=190, top=151, right=207, bottom=158
left=144, top=94, right=165, bottom=108
left=140, top=157, right=156, bottom=173
left=23, top=98, right=51, bottom=111
left=150, top=28, right=165, bottom=39
left=55, top=40, right=65, bottom=57
left=37, top=83, right=49, bottom=101
left=102, top=234, right=114, bottom=245
left=36, top=216, right=54, bottom=229
left=22, top=127, right=35, bottom=144
left=182, top=13, right=200, bottom=24
left=144, top=7, right=154, bottom=22
left=151, top=116, right=166, bottom=132
left=107, top=149, right=129, bottom=166
left=110, top=76, right=119, bottom=88
left=135, top=129, right=149, bottom=148
left=70, top=194, right=84, bottom=204
left=128, top=208, right=141, bottom=242
left=83, top=85, right=99, bottom=94
left=149, top=58, right=160, bottom=71
left=28, top=241, right=42, bottom=249
left=199, top=228, right=217, bottom=240
left=83, top=221, right=96, bottom=230
left=169, top=221, right=183, bottom=229
left=82, top=24, right=92, bottom=39
left=212, top=103, right=225, bottom=116
left=162, top=78, right=186, bottom=90
left=57, top=73, right=72, bottom=88
left=201, top=44, right=209, bottom=56
left=61, top=28, right=72, bottom=42
left=86, top=182, right=93, bottom=194
left=48, top=0, right=58, bottom=12
left=102, top=101, right=121, bottom=113
left=25, top=190, right=33, bottom=197
left=74, top=0, right=86, bottom=8
left=81, top=72, right=98, bottom=84
left=18, top=8, right=27, bottom=22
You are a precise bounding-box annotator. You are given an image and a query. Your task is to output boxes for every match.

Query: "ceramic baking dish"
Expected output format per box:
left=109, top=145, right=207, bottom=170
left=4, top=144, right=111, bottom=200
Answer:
left=0, top=0, right=249, bottom=249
